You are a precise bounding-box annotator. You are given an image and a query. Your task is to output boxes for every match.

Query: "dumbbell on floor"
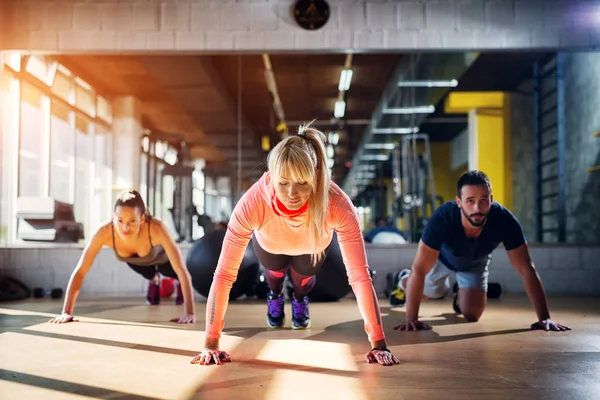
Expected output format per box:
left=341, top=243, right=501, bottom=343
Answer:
left=33, top=288, right=64, bottom=299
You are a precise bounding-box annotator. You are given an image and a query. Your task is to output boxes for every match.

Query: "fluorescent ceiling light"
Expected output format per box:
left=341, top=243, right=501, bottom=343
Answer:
left=382, top=106, right=435, bottom=114
left=360, top=154, right=389, bottom=161
left=334, top=101, right=346, bottom=119
left=338, top=69, right=353, bottom=91
left=327, top=145, right=335, bottom=159
left=328, top=131, right=339, bottom=145
left=364, top=143, right=396, bottom=150
left=397, top=79, right=458, bottom=87
left=372, top=127, right=419, bottom=134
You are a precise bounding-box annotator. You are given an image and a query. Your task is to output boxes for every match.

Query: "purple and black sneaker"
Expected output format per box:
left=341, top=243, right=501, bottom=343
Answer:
left=146, top=281, right=160, bottom=305
left=266, top=290, right=285, bottom=328
left=291, top=295, right=311, bottom=329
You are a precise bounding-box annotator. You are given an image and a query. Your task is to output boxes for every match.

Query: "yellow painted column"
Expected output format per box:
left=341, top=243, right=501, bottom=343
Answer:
left=445, top=92, right=512, bottom=209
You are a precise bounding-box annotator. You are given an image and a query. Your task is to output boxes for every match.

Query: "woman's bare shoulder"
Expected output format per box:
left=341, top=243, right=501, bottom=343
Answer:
left=92, top=221, right=114, bottom=247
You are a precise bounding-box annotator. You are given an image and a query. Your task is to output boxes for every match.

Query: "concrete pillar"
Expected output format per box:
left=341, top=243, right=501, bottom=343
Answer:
left=445, top=92, right=513, bottom=209
left=112, top=96, right=143, bottom=201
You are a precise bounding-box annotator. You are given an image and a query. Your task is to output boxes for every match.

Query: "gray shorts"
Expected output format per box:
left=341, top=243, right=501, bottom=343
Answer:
left=423, top=258, right=490, bottom=299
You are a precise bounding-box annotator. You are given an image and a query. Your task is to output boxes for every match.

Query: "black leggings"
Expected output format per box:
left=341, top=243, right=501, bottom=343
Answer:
left=252, top=238, right=331, bottom=298
left=127, top=262, right=178, bottom=281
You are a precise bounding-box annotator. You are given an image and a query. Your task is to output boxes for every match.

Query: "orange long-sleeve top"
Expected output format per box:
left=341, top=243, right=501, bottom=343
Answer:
left=205, top=172, right=385, bottom=343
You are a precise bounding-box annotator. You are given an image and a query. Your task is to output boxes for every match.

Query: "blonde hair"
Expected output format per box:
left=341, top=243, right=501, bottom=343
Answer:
left=267, top=122, right=331, bottom=265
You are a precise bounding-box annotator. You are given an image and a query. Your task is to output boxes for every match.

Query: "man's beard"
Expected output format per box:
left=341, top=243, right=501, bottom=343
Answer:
left=461, top=207, right=488, bottom=227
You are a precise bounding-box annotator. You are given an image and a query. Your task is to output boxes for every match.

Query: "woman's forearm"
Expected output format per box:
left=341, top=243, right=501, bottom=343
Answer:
left=62, top=273, right=84, bottom=315
left=178, top=271, right=196, bottom=315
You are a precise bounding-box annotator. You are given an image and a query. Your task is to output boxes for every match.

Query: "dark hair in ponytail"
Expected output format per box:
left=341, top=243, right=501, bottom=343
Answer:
left=114, top=189, right=151, bottom=219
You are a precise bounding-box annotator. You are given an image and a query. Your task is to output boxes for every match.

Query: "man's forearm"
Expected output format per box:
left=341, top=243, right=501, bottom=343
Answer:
left=522, top=267, right=551, bottom=321
left=405, top=271, right=425, bottom=321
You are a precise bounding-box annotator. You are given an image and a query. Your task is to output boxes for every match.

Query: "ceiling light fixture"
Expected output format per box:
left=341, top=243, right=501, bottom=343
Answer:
left=382, top=105, right=435, bottom=114
left=364, top=143, right=396, bottom=150
left=397, top=79, right=458, bottom=87
left=334, top=101, right=346, bottom=119
left=338, top=68, right=353, bottom=91
left=372, top=127, right=419, bottom=134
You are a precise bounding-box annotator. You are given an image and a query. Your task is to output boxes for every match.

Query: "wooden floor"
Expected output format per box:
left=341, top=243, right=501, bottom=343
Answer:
left=0, top=295, right=599, bottom=400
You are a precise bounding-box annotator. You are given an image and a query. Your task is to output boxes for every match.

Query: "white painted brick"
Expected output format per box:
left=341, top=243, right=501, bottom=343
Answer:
left=175, top=32, right=205, bottom=50
left=425, top=1, right=456, bottom=31
left=384, top=30, right=417, bottom=49
left=133, top=3, right=159, bottom=31
left=323, top=30, right=353, bottom=49
left=73, top=4, right=101, bottom=32
left=101, top=3, right=133, bottom=31
left=503, top=30, right=531, bottom=48
left=204, top=32, right=235, bottom=50
left=337, top=3, right=366, bottom=32
left=458, top=0, right=485, bottom=32
left=354, top=30, right=384, bottom=49
left=44, top=3, right=73, bottom=31
left=442, top=31, right=475, bottom=49
left=531, top=29, right=561, bottom=48
left=543, top=1, right=573, bottom=29
left=161, top=2, right=191, bottom=31
left=27, top=31, right=58, bottom=51
left=294, top=31, right=326, bottom=50
left=486, top=1, right=515, bottom=31
left=474, top=32, right=504, bottom=49
left=58, top=32, right=116, bottom=51
left=273, top=2, right=297, bottom=30
left=560, top=28, right=591, bottom=48
left=397, top=2, right=424, bottom=31
left=581, top=247, right=600, bottom=271
left=191, top=3, right=222, bottom=31
left=116, top=32, right=148, bottom=50
left=366, top=3, right=395, bottom=30
left=248, top=4, right=280, bottom=31
left=264, top=31, right=296, bottom=49
left=417, top=31, right=443, bottom=48
left=235, top=32, right=265, bottom=50
left=11, top=3, right=44, bottom=31
left=220, top=3, right=252, bottom=31
left=514, top=1, right=542, bottom=30
left=146, top=32, right=176, bottom=50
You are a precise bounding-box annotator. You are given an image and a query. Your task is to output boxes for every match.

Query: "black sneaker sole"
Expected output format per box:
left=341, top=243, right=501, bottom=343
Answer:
left=267, top=315, right=285, bottom=328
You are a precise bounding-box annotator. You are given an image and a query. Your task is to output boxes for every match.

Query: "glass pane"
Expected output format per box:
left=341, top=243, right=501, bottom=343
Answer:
left=51, top=71, right=71, bottom=102
left=19, top=82, right=44, bottom=197
left=25, top=56, right=55, bottom=85
left=74, top=115, right=93, bottom=238
left=97, top=96, right=112, bottom=123
left=91, top=125, right=112, bottom=230
left=75, top=79, right=94, bottom=116
left=49, top=101, right=74, bottom=203
left=4, top=54, right=21, bottom=72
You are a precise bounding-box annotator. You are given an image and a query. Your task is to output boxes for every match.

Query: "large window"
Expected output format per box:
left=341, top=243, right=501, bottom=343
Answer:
left=1, top=54, right=116, bottom=244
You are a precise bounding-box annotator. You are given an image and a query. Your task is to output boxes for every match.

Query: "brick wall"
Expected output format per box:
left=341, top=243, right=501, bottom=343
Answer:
left=1, top=0, right=598, bottom=52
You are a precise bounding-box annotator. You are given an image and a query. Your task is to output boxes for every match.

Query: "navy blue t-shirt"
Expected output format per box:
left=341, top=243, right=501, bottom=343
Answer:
left=421, top=201, right=526, bottom=272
